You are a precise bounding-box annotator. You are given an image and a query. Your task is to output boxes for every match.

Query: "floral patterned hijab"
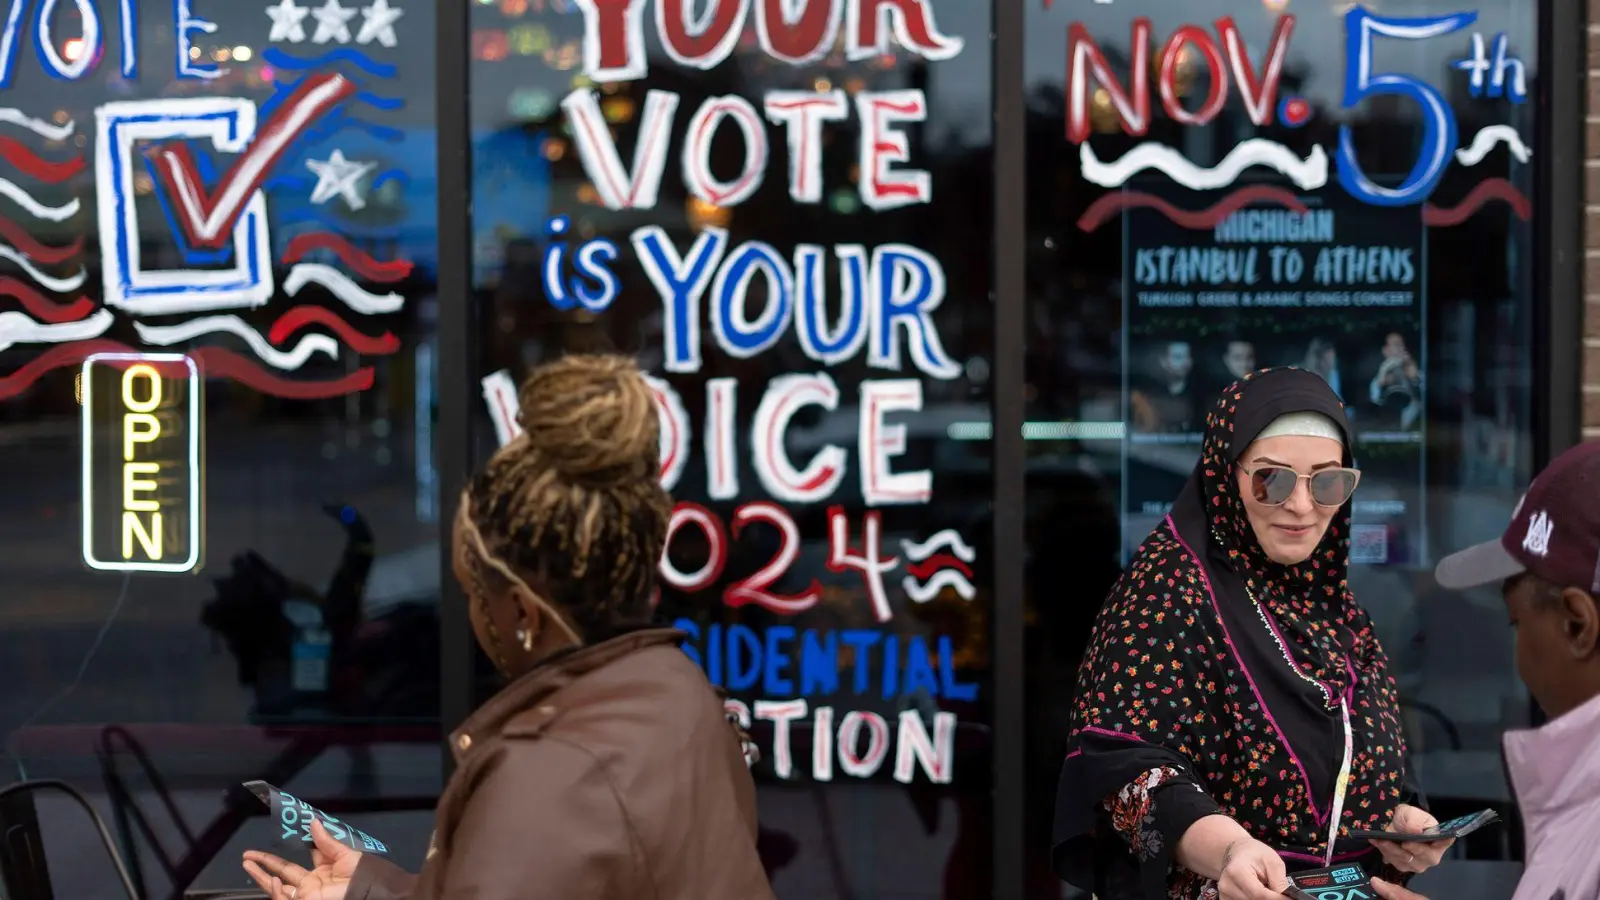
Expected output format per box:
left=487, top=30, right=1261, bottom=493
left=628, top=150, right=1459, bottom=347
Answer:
left=1177, top=367, right=1376, bottom=709
left=1054, top=368, right=1412, bottom=899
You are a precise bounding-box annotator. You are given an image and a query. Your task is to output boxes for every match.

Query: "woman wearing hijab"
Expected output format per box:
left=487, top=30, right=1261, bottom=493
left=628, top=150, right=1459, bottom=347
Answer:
left=1053, top=368, right=1448, bottom=900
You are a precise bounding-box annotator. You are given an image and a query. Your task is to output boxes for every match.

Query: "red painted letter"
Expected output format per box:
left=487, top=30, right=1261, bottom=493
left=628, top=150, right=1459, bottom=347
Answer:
left=657, top=0, right=749, bottom=70
left=1067, top=19, right=1151, bottom=143
left=1158, top=25, right=1228, bottom=127
left=845, top=0, right=962, bottom=62
left=757, top=0, right=840, bottom=65
left=575, top=0, right=649, bottom=81
left=1216, top=14, right=1295, bottom=126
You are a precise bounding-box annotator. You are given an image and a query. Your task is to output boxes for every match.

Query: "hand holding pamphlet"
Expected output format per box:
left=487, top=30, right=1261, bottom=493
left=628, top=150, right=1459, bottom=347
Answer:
left=242, top=780, right=391, bottom=856
left=1284, top=863, right=1374, bottom=900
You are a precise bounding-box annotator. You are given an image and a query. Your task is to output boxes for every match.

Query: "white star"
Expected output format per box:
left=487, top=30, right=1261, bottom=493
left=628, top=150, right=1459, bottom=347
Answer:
left=265, top=0, right=309, bottom=42
left=356, top=0, right=404, bottom=48
left=309, top=0, right=356, bottom=44
left=306, top=150, right=376, bottom=211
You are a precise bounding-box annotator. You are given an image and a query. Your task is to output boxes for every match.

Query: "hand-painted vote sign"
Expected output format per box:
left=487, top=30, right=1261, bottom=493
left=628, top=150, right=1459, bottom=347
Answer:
left=0, top=0, right=419, bottom=403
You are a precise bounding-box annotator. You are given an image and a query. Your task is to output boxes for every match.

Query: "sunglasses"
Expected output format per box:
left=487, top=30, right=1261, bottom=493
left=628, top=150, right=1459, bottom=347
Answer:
left=1240, top=465, right=1361, bottom=508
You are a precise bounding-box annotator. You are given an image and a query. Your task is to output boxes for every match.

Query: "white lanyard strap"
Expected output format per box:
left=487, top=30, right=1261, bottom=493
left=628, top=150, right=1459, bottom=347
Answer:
left=1324, top=699, right=1353, bottom=866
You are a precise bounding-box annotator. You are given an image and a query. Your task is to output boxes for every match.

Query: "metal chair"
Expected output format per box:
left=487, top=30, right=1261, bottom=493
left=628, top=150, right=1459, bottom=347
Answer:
left=0, top=779, right=141, bottom=900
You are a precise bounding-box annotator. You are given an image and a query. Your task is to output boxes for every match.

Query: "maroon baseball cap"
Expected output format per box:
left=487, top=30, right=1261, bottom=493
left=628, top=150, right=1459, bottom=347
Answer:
left=1435, top=441, right=1600, bottom=592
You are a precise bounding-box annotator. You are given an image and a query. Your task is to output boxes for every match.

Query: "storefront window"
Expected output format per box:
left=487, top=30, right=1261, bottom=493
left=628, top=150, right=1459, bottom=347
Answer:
left=466, top=1, right=994, bottom=895
left=0, top=0, right=1575, bottom=895
left=0, top=1, right=442, bottom=894
left=1023, top=0, right=1538, bottom=892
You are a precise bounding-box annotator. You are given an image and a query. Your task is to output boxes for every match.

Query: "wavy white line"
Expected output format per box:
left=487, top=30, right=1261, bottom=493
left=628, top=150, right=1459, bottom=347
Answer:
left=133, top=315, right=338, bottom=370
left=1456, top=125, right=1531, bottom=166
left=1081, top=139, right=1329, bottom=191
left=0, top=308, right=110, bottom=352
left=903, top=570, right=977, bottom=604
left=284, top=263, right=404, bottom=315
left=901, top=529, right=976, bottom=564
left=0, top=108, right=74, bottom=141
left=0, top=177, right=79, bottom=222
left=0, top=244, right=83, bottom=292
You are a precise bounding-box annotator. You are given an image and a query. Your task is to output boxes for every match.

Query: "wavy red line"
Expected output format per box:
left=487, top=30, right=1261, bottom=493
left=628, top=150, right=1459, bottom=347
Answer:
left=268, top=304, right=401, bottom=355
left=0, top=136, right=85, bottom=183
left=0, top=217, right=82, bottom=264
left=0, top=276, right=91, bottom=322
left=906, top=555, right=974, bottom=580
left=1421, top=178, right=1531, bottom=227
left=1077, top=185, right=1309, bottom=232
left=0, top=339, right=123, bottom=400
left=283, top=232, right=414, bottom=282
left=189, top=347, right=374, bottom=399
left=0, top=341, right=374, bottom=401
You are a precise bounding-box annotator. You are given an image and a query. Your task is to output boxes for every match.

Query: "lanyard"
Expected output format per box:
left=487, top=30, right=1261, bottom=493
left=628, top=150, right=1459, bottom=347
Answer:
left=1323, top=698, right=1353, bottom=866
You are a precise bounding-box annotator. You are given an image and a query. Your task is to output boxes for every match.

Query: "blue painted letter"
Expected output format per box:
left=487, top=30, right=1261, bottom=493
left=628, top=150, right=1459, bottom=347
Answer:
left=841, top=629, right=881, bottom=695
left=632, top=225, right=728, bottom=374
left=800, top=629, right=840, bottom=697
left=1338, top=8, right=1474, bottom=205
left=762, top=625, right=795, bottom=695
left=869, top=244, right=960, bottom=379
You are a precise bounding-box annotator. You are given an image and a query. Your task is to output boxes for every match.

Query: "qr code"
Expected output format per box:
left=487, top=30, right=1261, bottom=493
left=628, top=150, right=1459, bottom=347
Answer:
left=1350, top=525, right=1389, bottom=564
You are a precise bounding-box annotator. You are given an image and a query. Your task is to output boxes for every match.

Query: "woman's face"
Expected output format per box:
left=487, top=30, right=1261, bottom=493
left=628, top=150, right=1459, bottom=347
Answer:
left=1235, top=434, right=1345, bottom=565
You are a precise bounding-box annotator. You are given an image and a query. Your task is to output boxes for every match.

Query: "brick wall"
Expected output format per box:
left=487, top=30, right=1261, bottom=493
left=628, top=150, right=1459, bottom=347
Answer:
left=1588, top=0, right=1600, bottom=434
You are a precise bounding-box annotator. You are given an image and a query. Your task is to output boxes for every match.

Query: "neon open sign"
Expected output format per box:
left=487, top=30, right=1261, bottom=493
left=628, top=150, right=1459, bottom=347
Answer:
left=80, top=352, right=203, bottom=573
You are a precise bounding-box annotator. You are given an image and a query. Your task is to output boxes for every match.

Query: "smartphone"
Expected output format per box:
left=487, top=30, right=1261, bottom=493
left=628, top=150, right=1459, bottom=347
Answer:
left=1346, top=808, right=1500, bottom=843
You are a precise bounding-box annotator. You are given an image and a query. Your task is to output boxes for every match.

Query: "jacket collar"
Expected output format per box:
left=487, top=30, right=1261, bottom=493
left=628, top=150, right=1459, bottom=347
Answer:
left=1503, top=689, right=1600, bottom=818
left=450, top=627, right=686, bottom=760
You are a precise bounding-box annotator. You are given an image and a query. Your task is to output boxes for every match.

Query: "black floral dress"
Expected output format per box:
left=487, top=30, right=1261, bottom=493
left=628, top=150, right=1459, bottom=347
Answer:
left=1052, top=368, right=1417, bottom=900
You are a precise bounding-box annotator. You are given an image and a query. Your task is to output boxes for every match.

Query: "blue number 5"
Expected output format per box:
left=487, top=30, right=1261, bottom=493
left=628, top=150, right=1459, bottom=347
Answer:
left=1338, top=8, right=1476, bottom=206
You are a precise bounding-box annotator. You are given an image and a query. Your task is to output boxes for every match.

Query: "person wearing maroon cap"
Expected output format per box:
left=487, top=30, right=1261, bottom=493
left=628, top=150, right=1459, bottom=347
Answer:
left=1371, top=441, right=1600, bottom=900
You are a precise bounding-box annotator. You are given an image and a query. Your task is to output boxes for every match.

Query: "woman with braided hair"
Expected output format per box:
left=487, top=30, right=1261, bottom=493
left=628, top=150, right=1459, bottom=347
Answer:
left=240, top=354, right=774, bottom=900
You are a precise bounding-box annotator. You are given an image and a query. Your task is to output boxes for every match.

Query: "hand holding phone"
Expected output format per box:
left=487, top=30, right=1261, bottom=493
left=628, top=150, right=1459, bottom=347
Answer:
left=1347, top=808, right=1500, bottom=843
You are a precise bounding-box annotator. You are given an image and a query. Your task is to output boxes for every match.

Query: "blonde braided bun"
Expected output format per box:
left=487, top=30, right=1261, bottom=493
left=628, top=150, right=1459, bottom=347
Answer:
left=515, top=354, right=661, bottom=487
left=468, top=354, right=671, bottom=642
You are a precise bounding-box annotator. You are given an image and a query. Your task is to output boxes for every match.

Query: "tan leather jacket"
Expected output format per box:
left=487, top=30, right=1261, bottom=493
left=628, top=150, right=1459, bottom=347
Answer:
left=347, top=628, right=774, bottom=900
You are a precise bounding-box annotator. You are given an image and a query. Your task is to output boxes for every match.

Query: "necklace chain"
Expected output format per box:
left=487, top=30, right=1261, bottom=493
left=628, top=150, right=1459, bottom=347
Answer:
left=1205, top=525, right=1341, bottom=708
left=1243, top=577, right=1354, bottom=859
left=1245, top=582, right=1336, bottom=708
